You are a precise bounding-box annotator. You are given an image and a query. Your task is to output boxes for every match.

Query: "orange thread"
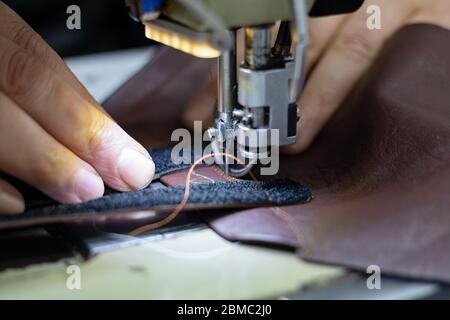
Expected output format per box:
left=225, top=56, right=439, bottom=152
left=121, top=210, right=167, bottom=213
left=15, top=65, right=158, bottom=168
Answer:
left=129, top=153, right=246, bottom=236
left=129, top=153, right=305, bottom=248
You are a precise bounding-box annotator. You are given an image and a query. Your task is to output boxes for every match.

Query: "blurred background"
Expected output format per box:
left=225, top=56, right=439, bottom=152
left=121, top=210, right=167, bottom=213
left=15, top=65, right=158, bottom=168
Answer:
left=3, top=0, right=152, bottom=57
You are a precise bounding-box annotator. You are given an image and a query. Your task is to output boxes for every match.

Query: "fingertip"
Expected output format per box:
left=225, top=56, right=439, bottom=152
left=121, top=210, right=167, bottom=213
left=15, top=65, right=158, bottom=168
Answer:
left=0, top=179, right=25, bottom=215
left=281, top=145, right=301, bottom=155
left=78, top=120, right=156, bottom=192
left=281, top=141, right=309, bottom=155
left=73, top=167, right=105, bottom=202
left=116, top=147, right=155, bottom=191
left=281, top=123, right=315, bottom=155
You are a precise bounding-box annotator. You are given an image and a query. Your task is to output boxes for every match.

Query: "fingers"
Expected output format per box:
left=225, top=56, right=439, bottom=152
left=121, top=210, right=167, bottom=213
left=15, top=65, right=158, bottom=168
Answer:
left=182, top=16, right=347, bottom=130
left=182, top=17, right=347, bottom=130
left=0, top=178, right=24, bottom=215
left=0, top=91, right=104, bottom=203
left=0, top=1, right=98, bottom=105
left=0, top=36, right=155, bottom=192
left=305, top=15, right=347, bottom=73
left=182, top=16, right=346, bottom=131
left=287, top=0, right=418, bottom=153
left=408, top=0, right=450, bottom=29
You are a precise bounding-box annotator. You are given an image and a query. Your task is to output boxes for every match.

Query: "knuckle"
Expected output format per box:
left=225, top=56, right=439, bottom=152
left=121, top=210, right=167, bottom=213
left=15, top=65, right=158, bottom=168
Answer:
left=84, top=114, right=114, bottom=157
left=12, top=25, right=42, bottom=55
left=31, top=149, right=69, bottom=190
left=0, top=1, right=12, bottom=17
left=3, top=48, right=40, bottom=99
left=336, top=30, right=376, bottom=62
left=12, top=25, right=58, bottom=70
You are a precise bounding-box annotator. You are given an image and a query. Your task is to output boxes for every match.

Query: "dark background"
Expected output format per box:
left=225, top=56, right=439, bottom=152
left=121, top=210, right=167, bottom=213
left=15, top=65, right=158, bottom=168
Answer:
left=3, top=0, right=152, bottom=57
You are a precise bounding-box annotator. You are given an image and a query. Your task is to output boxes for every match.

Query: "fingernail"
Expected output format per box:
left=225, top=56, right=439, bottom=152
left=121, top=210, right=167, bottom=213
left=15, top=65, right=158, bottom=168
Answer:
left=75, top=168, right=105, bottom=202
left=0, top=189, right=25, bottom=215
left=117, top=148, right=155, bottom=190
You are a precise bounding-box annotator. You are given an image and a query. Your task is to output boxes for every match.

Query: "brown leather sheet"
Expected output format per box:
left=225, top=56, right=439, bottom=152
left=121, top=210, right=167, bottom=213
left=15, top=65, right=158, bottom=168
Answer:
left=104, top=24, right=450, bottom=283
left=209, top=24, right=450, bottom=283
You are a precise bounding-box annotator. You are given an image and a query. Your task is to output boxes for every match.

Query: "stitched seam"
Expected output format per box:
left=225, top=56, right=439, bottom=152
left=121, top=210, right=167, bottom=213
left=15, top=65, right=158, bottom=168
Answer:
left=129, top=153, right=308, bottom=243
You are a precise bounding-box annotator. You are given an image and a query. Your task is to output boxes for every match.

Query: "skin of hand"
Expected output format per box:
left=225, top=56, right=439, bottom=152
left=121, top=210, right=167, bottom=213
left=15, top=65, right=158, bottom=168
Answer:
left=0, top=2, right=155, bottom=215
left=183, top=0, right=450, bottom=152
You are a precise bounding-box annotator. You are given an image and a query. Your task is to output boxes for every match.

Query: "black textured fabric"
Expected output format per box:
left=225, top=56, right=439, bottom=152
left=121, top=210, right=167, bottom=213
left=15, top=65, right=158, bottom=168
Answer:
left=0, top=147, right=311, bottom=229
left=0, top=147, right=198, bottom=206
left=0, top=179, right=310, bottom=225
left=150, top=147, right=193, bottom=178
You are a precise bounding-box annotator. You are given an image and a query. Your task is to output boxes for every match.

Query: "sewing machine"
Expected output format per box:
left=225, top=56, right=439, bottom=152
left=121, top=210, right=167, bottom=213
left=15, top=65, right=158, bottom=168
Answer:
left=1, top=41, right=448, bottom=301
left=126, top=0, right=365, bottom=176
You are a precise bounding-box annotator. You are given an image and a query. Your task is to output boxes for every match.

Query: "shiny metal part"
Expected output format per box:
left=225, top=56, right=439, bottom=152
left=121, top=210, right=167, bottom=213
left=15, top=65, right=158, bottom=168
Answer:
left=290, top=0, right=309, bottom=101
left=217, top=36, right=237, bottom=114
left=142, top=0, right=235, bottom=57
left=208, top=1, right=310, bottom=177
left=244, top=26, right=272, bottom=69
left=238, top=61, right=295, bottom=146
left=128, top=0, right=363, bottom=177
left=175, top=0, right=234, bottom=50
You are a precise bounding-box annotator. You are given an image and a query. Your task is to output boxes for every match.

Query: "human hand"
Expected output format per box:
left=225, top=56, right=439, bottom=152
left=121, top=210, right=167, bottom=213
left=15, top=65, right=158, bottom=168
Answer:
left=183, top=0, right=450, bottom=153
left=0, top=2, right=155, bottom=214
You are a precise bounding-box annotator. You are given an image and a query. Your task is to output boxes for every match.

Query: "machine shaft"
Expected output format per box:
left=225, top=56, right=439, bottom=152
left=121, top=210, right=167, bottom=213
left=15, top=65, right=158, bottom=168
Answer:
left=217, top=32, right=237, bottom=117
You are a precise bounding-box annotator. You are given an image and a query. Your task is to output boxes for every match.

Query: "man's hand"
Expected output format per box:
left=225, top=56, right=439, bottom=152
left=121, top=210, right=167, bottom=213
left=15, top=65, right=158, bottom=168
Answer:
left=0, top=2, right=155, bottom=214
left=183, top=0, right=450, bottom=152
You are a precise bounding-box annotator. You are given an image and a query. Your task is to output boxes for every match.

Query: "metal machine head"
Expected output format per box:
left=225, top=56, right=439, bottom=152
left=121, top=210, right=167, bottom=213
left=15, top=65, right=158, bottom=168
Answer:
left=127, top=0, right=364, bottom=176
